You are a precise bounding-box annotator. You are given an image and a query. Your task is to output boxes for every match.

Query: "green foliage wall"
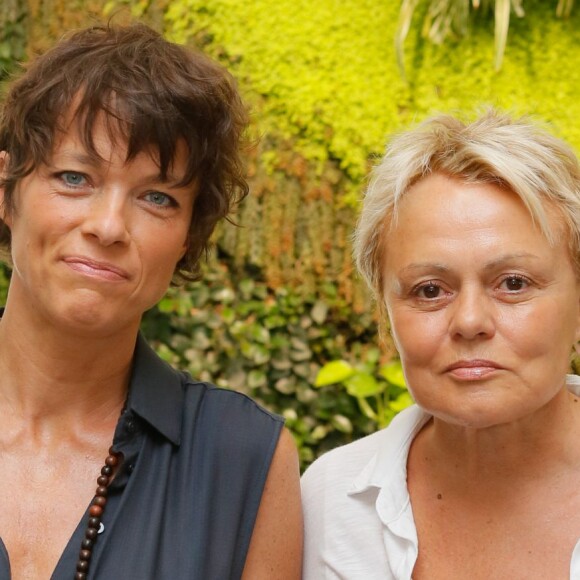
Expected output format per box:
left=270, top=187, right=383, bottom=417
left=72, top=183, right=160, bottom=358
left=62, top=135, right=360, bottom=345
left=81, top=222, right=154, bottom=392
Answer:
left=144, top=260, right=382, bottom=466
left=167, top=0, right=580, bottom=178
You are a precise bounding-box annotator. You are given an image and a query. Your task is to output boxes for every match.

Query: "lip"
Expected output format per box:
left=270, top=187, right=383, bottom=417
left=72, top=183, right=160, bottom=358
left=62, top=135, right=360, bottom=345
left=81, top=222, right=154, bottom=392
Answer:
left=63, top=256, right=130, bottom=281
left=444, top=359, right=504, bottom=380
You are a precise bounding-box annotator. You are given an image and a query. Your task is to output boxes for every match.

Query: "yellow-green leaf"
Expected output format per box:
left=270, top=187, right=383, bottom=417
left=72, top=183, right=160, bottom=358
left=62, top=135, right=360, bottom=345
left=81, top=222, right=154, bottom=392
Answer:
left=331, top=414, right=353, bottom=434
left=314, top=360, right=354, bottom=387
left=390, top=392, right=414, bottom=413
left=344, top=373, right=385, bottom=397
left=379, top=361, right=407, bottom=388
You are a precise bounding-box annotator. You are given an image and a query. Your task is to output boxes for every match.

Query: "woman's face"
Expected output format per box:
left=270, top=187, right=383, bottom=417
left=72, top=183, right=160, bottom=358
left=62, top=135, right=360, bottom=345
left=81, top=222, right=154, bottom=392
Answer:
left=382, top=172, right=580, bottom=428
left=0, top=115, right=195, bottom=336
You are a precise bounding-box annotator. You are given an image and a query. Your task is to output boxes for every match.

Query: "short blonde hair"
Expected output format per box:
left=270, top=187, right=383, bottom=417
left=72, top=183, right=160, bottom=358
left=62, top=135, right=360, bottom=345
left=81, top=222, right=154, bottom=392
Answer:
left=354, top=109, right=580, bottom=302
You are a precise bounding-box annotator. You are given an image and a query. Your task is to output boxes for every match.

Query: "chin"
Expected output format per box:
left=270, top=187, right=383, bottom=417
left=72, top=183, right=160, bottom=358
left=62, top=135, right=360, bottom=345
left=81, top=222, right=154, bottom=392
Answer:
left=50, top=295, right=136, bottom=337
left=421, top=397, right=523, bottom=430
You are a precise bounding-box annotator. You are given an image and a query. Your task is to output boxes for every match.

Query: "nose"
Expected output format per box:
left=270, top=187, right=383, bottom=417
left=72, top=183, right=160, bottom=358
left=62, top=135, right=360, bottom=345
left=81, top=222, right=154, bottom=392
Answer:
left=448, top=284, right=496, bottom=341
left=81, top=190, right=131, bottom=247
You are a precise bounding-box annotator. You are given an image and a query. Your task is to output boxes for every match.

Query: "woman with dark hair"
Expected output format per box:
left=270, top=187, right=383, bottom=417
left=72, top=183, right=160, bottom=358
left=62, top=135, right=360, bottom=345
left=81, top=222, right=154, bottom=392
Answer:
left=0, top=23, right=302, bottom=579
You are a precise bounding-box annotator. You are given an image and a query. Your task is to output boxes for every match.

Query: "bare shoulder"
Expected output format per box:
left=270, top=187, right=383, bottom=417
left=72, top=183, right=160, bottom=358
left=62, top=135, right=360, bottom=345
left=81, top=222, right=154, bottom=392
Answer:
left=242, top=428, right=303, bottom=580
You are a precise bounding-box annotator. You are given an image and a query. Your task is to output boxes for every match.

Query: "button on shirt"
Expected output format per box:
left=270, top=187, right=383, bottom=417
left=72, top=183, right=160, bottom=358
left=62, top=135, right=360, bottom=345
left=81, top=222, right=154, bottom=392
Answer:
left=301, top=375, right=580, bottom=580
left=0, top=333, right=284, bottom=580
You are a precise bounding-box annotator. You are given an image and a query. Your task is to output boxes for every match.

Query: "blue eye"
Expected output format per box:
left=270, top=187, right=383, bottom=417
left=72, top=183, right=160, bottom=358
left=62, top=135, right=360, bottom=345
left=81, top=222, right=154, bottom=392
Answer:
left=59, top=171, right=86, bottom=187
left=144, top=192, right=175, bottom=207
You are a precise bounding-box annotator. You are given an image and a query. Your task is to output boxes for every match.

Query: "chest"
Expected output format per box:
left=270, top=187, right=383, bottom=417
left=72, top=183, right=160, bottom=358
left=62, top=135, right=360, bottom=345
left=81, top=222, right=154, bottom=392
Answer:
left=409, top=478, right=580, bottom=580
left=0, top=446, right=108, bottom=580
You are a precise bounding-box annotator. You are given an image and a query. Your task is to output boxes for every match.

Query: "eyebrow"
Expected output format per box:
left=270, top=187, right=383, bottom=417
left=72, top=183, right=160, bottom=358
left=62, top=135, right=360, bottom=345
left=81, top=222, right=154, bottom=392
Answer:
left=52, top=150, right=97, bottom=167
left=399, top=253, right=541, bottom=276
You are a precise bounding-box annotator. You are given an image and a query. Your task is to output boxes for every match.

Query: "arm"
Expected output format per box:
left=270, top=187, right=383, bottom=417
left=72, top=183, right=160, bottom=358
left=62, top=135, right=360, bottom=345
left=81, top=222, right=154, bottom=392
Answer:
left=242, top=427, right=303, bottom=579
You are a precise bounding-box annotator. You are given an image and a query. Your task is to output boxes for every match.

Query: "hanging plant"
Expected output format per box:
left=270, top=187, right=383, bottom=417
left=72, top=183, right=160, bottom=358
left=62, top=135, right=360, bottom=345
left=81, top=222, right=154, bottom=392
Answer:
left=396, top=0, right=573, bottom=75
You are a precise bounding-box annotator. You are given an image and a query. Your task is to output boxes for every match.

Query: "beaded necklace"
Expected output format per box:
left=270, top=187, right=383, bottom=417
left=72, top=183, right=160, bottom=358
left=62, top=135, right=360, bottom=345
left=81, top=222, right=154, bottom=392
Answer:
left=73, top=408, right=125, bottom=580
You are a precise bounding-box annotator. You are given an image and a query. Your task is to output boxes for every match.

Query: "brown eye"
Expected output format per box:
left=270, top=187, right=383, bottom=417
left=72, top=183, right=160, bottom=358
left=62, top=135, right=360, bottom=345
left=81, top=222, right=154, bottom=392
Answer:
left=502, top=276, right=527, bottom=291
left=420, top=284, right=440, bottom=299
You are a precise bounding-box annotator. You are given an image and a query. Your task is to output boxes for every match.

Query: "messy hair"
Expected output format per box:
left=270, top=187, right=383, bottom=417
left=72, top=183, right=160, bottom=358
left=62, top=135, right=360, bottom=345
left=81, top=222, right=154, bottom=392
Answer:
left=0, top=22, right=249, bottom=281
left=354, top=109, right=580, bottom=304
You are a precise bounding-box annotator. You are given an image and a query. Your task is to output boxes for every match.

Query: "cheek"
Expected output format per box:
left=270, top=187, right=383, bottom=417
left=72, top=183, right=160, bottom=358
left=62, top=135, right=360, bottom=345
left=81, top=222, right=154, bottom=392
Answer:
left=390, top=308, right=444, bottom=366
left=499, top=299, right=578, bottom=361
left=143, top=231, right=188, bottom=278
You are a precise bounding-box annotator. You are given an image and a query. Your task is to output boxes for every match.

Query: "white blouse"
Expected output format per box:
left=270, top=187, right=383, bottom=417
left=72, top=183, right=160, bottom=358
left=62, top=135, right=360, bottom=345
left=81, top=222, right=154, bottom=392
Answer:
left=301, top=375, right=580, bottom=580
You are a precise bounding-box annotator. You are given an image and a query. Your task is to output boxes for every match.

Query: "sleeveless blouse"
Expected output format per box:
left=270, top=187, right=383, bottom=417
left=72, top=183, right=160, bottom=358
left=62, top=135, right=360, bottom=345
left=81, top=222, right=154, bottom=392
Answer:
left=0, top=333, right=284, bottom=579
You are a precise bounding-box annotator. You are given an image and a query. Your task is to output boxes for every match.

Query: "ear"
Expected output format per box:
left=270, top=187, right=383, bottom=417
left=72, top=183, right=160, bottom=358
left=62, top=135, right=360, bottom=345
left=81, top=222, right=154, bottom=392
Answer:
left=0, top=151, right=11, bottom=228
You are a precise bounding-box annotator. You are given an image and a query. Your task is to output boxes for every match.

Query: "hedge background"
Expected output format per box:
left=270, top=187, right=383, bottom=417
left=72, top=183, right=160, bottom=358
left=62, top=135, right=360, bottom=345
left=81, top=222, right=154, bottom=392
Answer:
left=1, top=0, right=579, bottom=467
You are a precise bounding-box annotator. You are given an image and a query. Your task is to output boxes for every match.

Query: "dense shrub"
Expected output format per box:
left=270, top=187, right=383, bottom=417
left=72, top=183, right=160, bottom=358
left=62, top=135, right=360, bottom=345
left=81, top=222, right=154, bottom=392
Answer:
left=141, top=257, right=386, bottom=467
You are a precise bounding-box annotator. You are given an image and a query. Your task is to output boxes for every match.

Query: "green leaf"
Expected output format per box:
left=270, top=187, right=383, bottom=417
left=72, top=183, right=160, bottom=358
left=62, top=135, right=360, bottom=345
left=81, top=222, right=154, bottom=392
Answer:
left=311, top=425, right=329, bottom=440
left=310, top=300, right=329, bottom=324
left=248, top=369, right=267, bottom=389
left=357, top=397, right=378, bottom=421
left=157, top=297, right=175, bottom=314
left=275, top=377, right=297, bottom=394
left=331, top=414, right=353, bottom=434
left=239, top=278, right=255, bottom=298
left=315, top=360, right=354, bottom=387
left=344, top=373, right=385, bottom=397
left=494, top=0, right=511, bottom=71
left=379, top=361, right=407, bottom=388
left=390, top=392, right=415, bottom=413
left=395, top=0, right=421, bottom=78
left=557, top=0, right=575, bottom=18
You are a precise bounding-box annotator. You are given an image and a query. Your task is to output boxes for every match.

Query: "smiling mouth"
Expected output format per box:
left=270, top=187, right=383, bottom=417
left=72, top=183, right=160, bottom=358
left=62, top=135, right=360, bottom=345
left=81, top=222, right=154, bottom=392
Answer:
left=63, top=257, right=129, bottom=281
left=444, top=359, right=504, bottom=380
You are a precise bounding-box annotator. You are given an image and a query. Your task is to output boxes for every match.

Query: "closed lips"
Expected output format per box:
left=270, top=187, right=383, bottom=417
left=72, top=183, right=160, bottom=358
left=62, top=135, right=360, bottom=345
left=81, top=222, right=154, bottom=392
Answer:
left=445, top=360, right=504, bottom=371
left=63, top=257, right=130, bottom=279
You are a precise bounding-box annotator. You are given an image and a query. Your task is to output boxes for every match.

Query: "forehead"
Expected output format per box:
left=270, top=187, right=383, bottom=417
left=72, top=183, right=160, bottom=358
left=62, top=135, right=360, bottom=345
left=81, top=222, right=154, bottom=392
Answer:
left=382, top=173, right=569, bottom=274
left=50, top=111, right=190, bottom=181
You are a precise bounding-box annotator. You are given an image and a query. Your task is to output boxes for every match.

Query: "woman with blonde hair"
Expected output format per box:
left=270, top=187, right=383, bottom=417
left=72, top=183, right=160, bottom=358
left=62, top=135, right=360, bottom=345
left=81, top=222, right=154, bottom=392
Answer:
left=302, top=110, right=580, bottom=579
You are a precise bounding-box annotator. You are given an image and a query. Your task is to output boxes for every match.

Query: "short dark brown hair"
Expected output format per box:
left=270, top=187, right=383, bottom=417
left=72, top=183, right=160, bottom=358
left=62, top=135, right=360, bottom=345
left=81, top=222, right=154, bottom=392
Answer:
left=0, top=22, right=249, bottom=280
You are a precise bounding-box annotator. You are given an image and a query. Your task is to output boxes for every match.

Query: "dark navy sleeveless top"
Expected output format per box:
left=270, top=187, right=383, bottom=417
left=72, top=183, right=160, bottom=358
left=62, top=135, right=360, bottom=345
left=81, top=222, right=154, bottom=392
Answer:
left=0, top=333, right=284, bottom=579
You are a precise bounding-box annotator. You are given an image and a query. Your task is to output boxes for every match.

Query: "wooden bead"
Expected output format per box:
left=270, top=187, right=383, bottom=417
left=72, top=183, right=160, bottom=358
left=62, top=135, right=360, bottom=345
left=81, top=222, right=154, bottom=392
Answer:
left=75, top=401, right=125, bottom=578
left=85, top=526, right=99, bottom=540
left=89, top=505, right=103, bottom=517
left=97, top=475, right=110, bottom=486
left=92, top=496, right=107, bottom=508
left=88, top=517, right=100, bottom=529
left=96, top=486, right=108, bottom=497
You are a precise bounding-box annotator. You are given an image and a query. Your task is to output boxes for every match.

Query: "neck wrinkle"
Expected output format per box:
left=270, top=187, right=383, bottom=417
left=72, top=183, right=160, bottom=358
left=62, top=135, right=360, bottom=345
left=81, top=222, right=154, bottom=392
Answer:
left=0, top=303, right=134, bottom=423
left=419, top=386, right=580, bottom=486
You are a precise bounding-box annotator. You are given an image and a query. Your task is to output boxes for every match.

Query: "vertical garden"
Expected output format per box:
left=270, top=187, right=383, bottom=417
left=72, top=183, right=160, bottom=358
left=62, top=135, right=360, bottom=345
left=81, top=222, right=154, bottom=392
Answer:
left=1, top=0, right=579, bottom=467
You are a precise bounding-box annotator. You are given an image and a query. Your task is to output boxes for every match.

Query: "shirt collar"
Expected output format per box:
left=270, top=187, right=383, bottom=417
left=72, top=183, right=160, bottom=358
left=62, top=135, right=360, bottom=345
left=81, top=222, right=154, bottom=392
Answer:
left=348, top=405, right=430, bottom=523
left=125, top=332, right=184, bottom=445
left=347, top=374, right=580, bottom=522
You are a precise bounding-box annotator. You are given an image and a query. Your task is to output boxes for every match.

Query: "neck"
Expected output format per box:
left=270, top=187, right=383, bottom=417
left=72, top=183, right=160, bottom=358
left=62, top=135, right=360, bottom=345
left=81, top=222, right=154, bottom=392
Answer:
left=0, top=302, right=136, bottom=422
left=417, top=386, right=580, bottom=487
